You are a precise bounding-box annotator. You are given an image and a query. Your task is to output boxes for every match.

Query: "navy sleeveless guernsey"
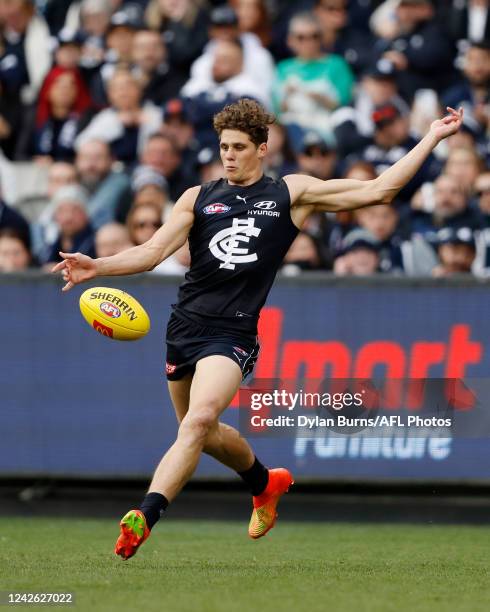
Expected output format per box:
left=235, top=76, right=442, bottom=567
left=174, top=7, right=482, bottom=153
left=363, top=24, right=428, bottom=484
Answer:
left=174, top=174, right=298, bottom=334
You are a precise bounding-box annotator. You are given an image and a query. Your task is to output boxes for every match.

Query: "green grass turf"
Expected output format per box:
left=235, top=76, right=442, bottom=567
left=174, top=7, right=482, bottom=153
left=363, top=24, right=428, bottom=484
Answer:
left=1, top=518, right=489, bottom=612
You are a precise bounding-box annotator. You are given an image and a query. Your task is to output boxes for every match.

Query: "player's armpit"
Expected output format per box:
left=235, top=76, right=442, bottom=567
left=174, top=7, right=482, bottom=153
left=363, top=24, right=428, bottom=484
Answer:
left=144, top=186, right=199, bottom=268
left=284, top=174, right=386, bottom=213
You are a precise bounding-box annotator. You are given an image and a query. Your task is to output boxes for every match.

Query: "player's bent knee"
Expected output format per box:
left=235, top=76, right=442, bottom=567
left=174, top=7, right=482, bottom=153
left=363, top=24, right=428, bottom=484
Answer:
left=179, top=410, right=218, bottom=445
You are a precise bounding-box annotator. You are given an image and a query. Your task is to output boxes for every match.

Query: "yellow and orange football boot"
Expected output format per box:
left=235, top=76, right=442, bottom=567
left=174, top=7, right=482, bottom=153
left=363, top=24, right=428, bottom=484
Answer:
left=114, top=509, right=150, bottom=560
left=248, top=468, right=294, bottom=539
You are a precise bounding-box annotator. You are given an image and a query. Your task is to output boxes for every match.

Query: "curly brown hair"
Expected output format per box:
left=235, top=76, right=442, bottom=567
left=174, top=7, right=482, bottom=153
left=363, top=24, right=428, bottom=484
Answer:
left=213, top=99, right=276, bottom=147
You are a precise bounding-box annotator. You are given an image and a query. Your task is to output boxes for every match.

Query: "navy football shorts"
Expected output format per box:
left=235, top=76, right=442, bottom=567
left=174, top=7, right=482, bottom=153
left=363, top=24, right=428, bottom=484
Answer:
left=165, top=310, right=260, bottom=382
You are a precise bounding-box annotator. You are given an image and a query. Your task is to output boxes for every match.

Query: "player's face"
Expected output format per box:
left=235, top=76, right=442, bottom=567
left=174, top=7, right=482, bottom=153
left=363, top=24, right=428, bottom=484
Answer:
left=219, top=129, right=266, bottom=185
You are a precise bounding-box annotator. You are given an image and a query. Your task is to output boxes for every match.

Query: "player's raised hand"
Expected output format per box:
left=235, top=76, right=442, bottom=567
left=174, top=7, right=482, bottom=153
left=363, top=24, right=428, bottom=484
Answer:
left=51, top=251, right=97, bottom=292
left=429, top=107, right=464, bottom=142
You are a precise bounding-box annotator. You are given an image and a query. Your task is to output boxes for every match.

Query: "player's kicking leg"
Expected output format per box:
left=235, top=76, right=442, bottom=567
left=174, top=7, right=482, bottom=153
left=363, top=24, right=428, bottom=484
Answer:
left=115, top=355, right=292, bottom=559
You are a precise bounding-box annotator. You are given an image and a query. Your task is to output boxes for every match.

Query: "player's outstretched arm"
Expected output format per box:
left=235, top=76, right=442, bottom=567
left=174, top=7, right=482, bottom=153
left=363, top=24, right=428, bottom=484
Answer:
left=286, top=107, right=463, bottom=213
left=52, top=187, right=198, bottom=291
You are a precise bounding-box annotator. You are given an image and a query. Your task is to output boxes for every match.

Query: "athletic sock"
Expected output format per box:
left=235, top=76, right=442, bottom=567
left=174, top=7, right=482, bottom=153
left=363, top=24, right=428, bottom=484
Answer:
left=139, top=492, right=169, bottom=530
left=238, top=456, right=269, bottom=496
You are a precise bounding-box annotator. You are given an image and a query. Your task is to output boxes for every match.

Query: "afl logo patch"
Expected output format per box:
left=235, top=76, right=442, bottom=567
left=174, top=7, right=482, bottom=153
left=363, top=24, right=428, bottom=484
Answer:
left=254, top=201, right=276, bottom=210
left=100, top=302, right=121, bottom=318
left=204, top=203, right=231, bottom=214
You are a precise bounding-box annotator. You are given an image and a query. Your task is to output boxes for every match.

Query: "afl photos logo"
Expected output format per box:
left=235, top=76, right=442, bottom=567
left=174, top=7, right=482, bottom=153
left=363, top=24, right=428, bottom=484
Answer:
left=209, top=218, right=261, bottom=270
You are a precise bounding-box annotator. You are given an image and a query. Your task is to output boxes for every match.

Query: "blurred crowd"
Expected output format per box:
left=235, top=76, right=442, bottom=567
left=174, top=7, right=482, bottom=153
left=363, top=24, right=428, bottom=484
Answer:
left=0, top=0, right=489, bottom=278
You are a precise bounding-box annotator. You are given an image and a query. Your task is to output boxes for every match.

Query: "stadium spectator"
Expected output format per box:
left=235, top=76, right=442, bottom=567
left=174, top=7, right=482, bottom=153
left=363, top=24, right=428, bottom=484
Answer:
left=273, top=12, right=354, bottom=147
left=432, top=226, right=476, bottom=276
left=281, top=230, right=328, bottom=275
left=161, top=98, right=200, bottom=171
left=132, top=29, right=185, bottom=105
left=376, top=0, right=457, bottom=101
left=0, top=76, right=19, bottom=159
left=0, top=192, right=30, bottom=248
left=76, top=68, right=162, bottom=165
left=313, top=0, right=375, bottom=76
left=444, top=146, right=485, bottom=197
left=18, top=66, right=92, bottom=162
left=30, top=160, right=79, bottom=257
left=126, top=200, right=189, bottom=273
left=51, top=27, right=84, bottom=71
left=126, top=200, right=162, bottom=245
left=140, top=133, right=196, bottom=201
left=263, top=122, right=298, bottom=180
left=0, top=0, right=51, bottom=105
left=471, top=171, right=490, bottom=275
left=442, top=41, right=490, bottom=143
left=296, top=131, right=337, bottom=181
left=333, top=227, right=381, bottom=276
left=75, top=139, right=132, bottom=229
left=182, top=39, right=271, bottom=137
left=195, top=146, right=224, bottom=183
left=40, top=184, right=96, bottom=264
left=331, top=58, right=401, bottom=157
left=410, top=173, right=481, bottom=236
left=131, top=164, right=170, bottom=214
left=75, top=0, right=111, bottom=70
left=443, top=0, right=490, bottom=46
left=188, top=5, right=275, bottom=95
left=106, top=10, right=139, bottom=65
left=145, top=0, right=209, bottom=80
left=0, top=227, right=33, bottom=270
left=95, top=222, right=133, bottom=258
left=234, top=0, right=272, bottom=48
left=361, top=98, right=440, bottom=204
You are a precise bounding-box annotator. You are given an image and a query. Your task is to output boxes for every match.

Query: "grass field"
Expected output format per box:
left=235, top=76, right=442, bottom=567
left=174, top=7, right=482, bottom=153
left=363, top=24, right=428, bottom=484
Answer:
left=1, top=517, right=490, bottom=612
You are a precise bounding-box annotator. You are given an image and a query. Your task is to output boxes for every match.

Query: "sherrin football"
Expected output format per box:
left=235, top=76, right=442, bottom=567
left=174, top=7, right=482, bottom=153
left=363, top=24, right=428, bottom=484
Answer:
left=79, top=287, right=150, bottom=341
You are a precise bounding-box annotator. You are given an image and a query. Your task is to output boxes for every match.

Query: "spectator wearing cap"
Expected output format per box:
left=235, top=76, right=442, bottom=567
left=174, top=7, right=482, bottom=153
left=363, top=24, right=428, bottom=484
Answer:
left=410, top=173, right=481, bottom=237
left=182, top=39, right=271, bottom=147
left=76, top=67, right=162, bottom=165
left=0, top=0, right=51, bottom=105
left=131, top=164, right=170, bottom=214
left=196, top=146, right=224, bottom=183
left=17, top=66, right=92, bottom=162
left=432, top=226, right=476, bottom=277
left=75, top=139, right=132, bottom=229
left=132, top=30, right=185, bottom=106
left=161, top=98, right=200, bottom=171
left=106, top=10, right=140, bottom=65
left=95, top=222, right=133, bottom=258
left=333, top=228, right=381, bottom=276
left=313, top=0, right=376, bottom=76
left=297, top=131, right=337, bottom=181
left=331, top=58, right=401, bottom=157
left=273, top=12, right=354, bottom=147
left=0, top=227, right=35, bottom=271
left=360, top=98, right=441, bottom=204
left=41, top=184, right=96, bottom=264
left=73, top=0, right=112, bottom=73
left=441, top=42, right=490, bottom=144
left=188, top=5, right=275, bottom=99
left=51, top=27, right=84, bottom=70
left=140, top=133, right=197, bottom=202
left=145, top=0, right=209, bottom=81
left=377, top=0, right=457, bottom=101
